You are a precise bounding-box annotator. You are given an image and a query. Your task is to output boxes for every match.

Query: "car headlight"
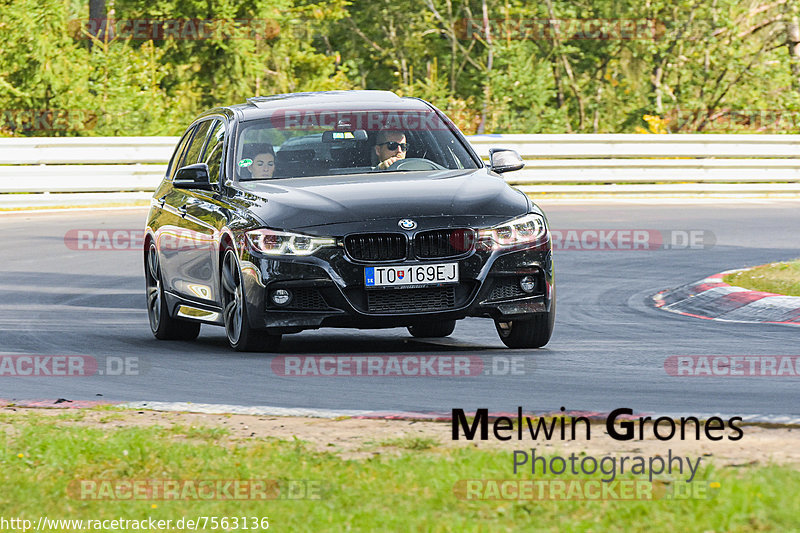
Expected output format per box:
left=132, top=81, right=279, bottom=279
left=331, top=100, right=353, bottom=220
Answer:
left=478, top=213, right=547, bottom=249
left=246, top=229, right=336, bottom=256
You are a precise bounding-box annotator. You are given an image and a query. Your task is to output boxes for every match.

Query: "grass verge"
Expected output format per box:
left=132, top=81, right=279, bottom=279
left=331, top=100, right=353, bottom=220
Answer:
left=0, top=409, right=798, bottom=532
left=724, top=260, right=800, bottom=297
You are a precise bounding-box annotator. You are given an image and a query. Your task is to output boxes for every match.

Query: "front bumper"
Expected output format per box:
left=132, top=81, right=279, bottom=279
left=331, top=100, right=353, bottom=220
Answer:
left=239, top=242, right=554, bottom=333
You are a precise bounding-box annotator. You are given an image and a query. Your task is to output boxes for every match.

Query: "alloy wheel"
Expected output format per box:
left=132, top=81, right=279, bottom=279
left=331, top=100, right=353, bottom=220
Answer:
left=221, top=249, right=244, bottom=344
left=146, top=243, right=162, bottom=331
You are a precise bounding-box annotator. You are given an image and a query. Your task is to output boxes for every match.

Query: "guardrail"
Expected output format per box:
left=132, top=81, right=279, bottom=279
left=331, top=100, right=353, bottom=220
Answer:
left=3, top=134, right=800, bottom=195
left=469, top=134, right=800, bottom=194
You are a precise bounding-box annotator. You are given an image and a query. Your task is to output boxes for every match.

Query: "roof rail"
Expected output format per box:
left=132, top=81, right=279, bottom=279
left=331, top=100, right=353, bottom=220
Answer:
left=246, top=90, right=401, bottom=108
left=246, top=92, right=320, bottom=105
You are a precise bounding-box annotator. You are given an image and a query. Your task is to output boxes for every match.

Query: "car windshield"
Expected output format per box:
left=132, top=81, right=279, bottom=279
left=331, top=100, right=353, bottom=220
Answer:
left=234, top=108, right=480, bottom=180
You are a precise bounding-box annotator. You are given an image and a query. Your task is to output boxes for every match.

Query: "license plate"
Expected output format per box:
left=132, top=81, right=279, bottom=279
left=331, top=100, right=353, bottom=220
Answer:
left=365, top=263, right=459, bottom=288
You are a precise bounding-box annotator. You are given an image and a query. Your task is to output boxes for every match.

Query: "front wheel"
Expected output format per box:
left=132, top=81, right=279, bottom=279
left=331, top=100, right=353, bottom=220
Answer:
left=407, top=319, right=457, bottom=338
left=221, top=246, right=281, bottom=352
left=494, top=312, right=554, bottom=349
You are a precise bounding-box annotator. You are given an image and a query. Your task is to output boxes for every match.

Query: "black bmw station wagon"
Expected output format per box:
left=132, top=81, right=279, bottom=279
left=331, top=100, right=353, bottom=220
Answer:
left=144, top=91, right=554, bottom=351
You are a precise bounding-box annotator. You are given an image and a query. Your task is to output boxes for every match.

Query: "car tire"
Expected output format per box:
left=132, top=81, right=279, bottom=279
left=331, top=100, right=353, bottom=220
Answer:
left=407, top=319, right=457, bottom=338
left=145, top=242, right=201, bottom=341
left=494, top=312, right=554, bottom=349
left=220, top=245, right=281, bottom=352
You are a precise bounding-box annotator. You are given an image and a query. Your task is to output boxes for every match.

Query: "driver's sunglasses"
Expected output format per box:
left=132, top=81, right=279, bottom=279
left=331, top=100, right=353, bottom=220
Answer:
left=377, top=141, right=408, bottom=152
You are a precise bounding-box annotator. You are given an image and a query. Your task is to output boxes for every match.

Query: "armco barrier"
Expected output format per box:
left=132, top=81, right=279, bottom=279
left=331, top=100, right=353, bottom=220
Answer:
left=2, top=134, right=800, bottom=194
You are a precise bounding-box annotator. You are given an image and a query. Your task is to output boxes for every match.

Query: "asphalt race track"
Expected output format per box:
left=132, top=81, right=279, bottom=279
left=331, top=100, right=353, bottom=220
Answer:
left=1, top=200, right=798, bottom=420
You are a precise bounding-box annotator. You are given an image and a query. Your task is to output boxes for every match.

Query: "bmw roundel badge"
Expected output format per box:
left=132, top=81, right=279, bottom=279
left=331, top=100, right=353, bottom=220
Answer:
left=398, top=219, right=417, bottom=230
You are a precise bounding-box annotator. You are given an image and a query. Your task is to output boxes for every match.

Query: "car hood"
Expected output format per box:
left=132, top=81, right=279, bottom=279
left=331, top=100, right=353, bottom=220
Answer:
left=233, top=169, right=529, bottom=233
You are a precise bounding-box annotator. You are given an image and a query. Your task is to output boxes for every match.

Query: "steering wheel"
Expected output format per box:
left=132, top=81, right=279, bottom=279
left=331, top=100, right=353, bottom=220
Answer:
left=386, top=158, right=445, bottom=171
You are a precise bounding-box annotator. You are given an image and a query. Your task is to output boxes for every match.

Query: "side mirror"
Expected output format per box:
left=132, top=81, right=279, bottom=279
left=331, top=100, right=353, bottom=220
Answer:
left=489, top=148, right=525, bottom=173
left=173, top=163, right=214, bottom=190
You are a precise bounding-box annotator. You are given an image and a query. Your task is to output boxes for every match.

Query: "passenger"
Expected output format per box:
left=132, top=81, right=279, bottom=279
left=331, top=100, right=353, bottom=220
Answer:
left=374, top=130, right=408, bottom=170
left=250, top=144, right=276, bottom=179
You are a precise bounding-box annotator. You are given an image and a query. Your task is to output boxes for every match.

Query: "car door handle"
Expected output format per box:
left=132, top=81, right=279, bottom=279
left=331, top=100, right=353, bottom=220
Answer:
left=158, top=195, right=167, bottom=206
left=178, top=206, right=188, bottom=217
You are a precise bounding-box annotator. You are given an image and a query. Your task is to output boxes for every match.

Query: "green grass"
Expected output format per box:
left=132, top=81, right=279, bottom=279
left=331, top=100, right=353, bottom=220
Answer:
left=377, top=435, right=439, bottom=450
left=724, top=260, right=800, bottom=296
left=0, top=411, right=797, bottom=532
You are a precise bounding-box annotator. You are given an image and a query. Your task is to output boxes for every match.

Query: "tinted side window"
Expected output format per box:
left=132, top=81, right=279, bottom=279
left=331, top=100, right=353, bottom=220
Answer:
left=179, top=120, right=213, bottom=168
left=202, top=120, right=226, bottom=184
left=167, top=127, right=195, bottom=180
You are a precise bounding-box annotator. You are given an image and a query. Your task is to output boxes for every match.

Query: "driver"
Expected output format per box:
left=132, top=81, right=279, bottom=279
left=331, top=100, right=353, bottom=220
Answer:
left=374, top=130, right=408, bottom=170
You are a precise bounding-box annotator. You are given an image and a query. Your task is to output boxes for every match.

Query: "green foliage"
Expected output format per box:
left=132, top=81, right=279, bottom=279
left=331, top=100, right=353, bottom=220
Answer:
left=1, top=0, right=799, bottom=135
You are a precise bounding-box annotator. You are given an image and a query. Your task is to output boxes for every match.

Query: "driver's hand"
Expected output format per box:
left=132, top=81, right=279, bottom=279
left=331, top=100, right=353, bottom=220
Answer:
left=378, top=156, right=402, bottom=170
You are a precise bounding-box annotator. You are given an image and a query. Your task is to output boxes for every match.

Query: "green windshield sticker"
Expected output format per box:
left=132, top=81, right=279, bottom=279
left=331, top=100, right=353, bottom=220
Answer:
left=238, top=158, right=253, bottom=168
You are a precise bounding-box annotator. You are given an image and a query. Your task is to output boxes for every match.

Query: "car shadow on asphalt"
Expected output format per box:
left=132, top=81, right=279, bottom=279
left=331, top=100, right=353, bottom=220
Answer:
left=192, top=330, right=499, bottom=354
